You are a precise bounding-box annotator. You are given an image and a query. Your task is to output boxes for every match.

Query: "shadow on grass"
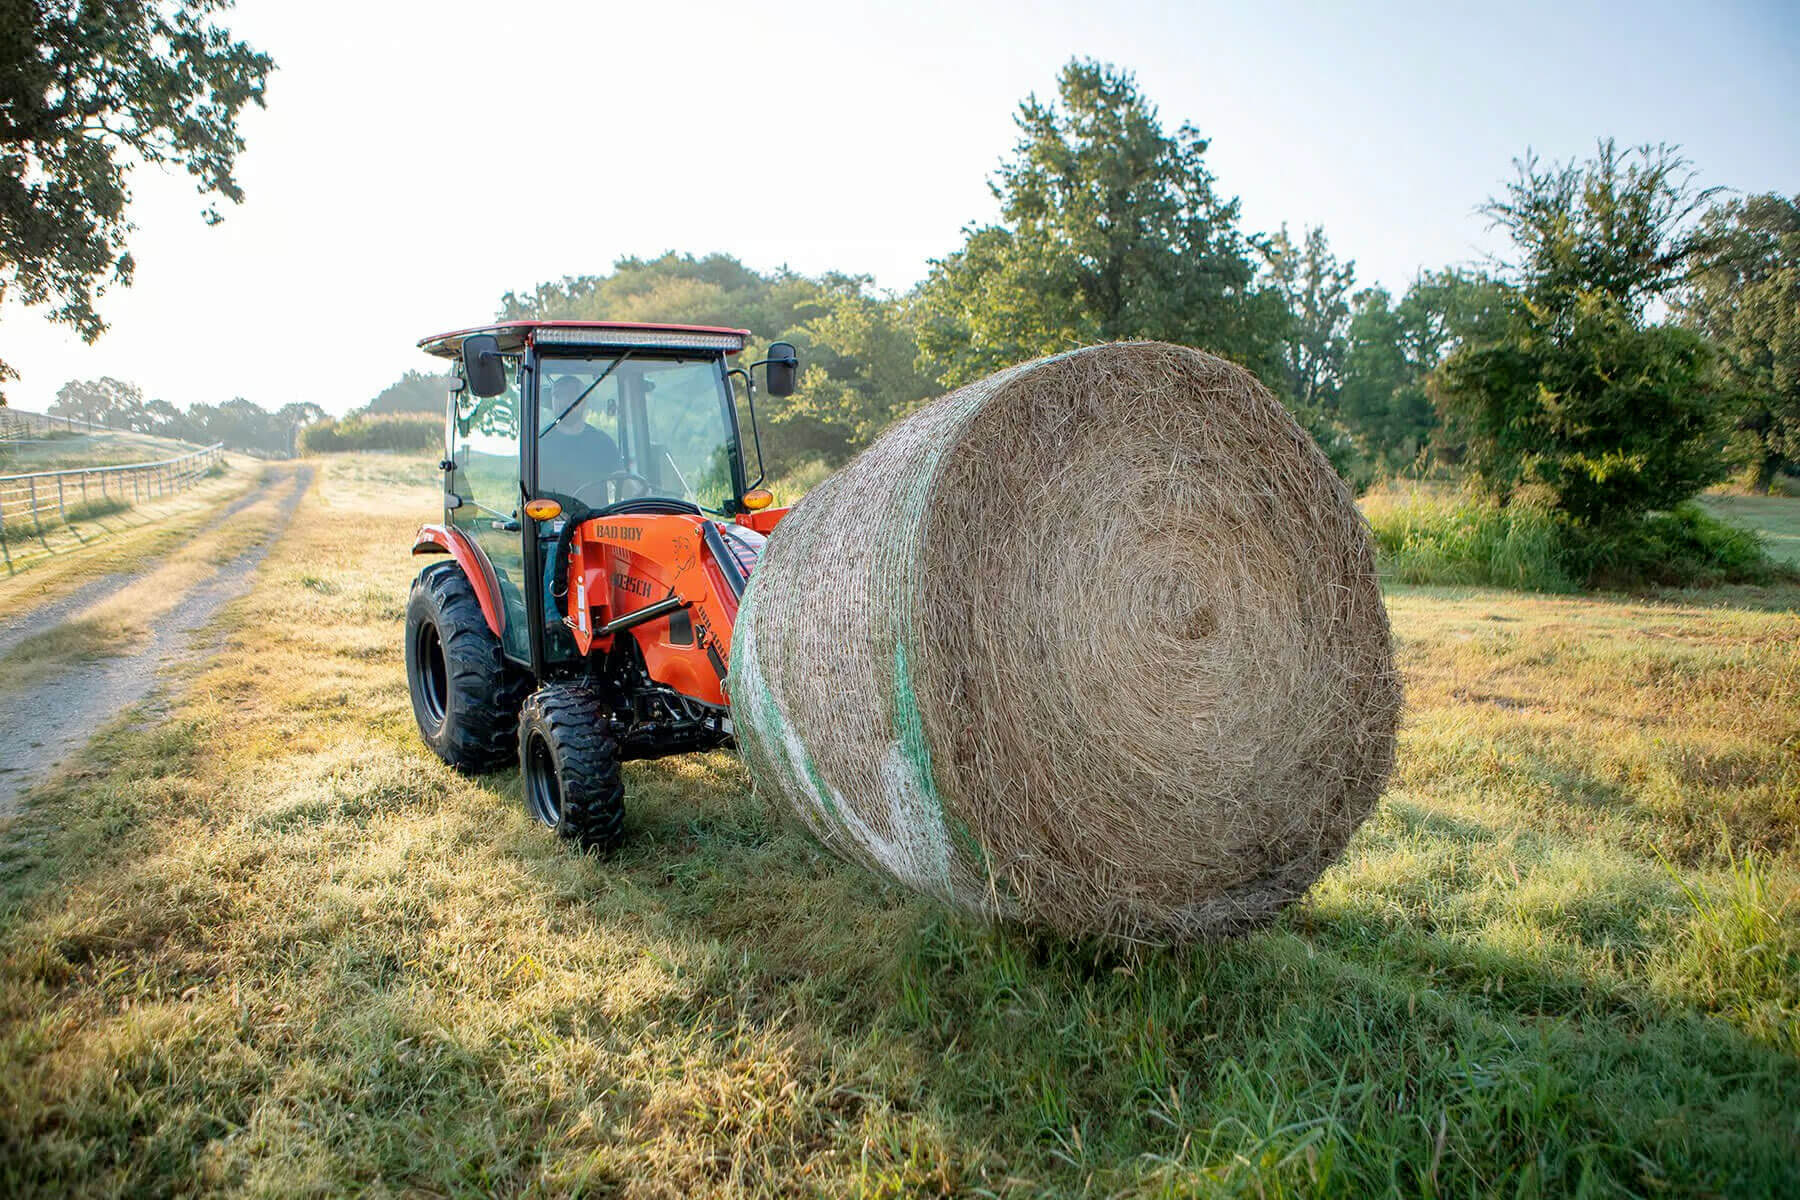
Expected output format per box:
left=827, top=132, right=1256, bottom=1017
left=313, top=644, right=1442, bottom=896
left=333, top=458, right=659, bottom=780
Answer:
left=500, top=758, right=1800, bottom=1197
left=4, top=718, right=1794, bottom=1197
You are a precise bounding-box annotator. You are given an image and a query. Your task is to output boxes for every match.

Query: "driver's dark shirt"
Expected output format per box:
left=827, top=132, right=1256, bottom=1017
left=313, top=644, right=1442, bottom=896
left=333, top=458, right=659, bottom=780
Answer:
left=538, top=422, right=621, bottom=495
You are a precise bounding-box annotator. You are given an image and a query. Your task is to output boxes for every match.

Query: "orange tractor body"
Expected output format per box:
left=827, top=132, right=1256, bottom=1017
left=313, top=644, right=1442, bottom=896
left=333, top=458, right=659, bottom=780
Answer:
left=401, top=320, right=799, bottom=848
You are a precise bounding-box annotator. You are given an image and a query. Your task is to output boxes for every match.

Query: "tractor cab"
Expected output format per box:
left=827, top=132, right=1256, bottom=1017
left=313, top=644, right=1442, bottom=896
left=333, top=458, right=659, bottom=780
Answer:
left=404, top=321, right=798, bottom=849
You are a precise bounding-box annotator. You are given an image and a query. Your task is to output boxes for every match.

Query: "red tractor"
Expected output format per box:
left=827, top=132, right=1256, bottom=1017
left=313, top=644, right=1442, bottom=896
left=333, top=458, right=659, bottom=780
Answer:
left=405, top=321, right=796, bottom=849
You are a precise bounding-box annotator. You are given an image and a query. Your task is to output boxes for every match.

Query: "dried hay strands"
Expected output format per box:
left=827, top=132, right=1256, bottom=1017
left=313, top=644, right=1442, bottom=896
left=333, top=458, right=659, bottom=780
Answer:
left=730, top=342, right=1401, bottom=941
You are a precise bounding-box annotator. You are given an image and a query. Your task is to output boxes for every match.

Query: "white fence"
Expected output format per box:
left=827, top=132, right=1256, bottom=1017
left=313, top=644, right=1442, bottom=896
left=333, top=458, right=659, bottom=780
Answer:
left=0, top=443, right=226, bottom=570
left=0, top=407, right=109, bottom=440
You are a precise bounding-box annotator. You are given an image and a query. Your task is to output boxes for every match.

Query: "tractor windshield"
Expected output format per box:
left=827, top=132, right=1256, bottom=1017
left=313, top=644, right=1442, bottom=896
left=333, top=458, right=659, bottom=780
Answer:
left=536, top=354, right=738, bottom=512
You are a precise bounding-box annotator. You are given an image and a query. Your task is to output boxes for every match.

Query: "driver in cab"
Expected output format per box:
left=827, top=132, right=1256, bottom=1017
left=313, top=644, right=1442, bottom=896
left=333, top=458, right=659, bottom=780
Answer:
left=539, top=374, right=622, bottom=496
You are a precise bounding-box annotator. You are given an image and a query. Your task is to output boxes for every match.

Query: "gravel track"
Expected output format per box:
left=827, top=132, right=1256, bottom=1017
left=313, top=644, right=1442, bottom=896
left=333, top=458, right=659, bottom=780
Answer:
left=0, top=464, right=313, bottom=817
left=0, top=478, right=269, bottom=661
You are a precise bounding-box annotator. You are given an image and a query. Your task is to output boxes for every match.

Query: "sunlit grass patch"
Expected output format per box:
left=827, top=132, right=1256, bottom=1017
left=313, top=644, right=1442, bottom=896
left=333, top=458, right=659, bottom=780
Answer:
left=0, top=454, right=1796, bottom=1196
left=0, top=459, right=260, bottom=613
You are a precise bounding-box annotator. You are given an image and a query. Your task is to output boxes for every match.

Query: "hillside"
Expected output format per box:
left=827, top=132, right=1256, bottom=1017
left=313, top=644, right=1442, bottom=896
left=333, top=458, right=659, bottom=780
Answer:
left=0, top=417, right=203, bottom=475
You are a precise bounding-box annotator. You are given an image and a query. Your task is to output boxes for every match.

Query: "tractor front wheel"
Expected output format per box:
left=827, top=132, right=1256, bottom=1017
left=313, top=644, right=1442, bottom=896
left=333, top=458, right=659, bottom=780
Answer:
left=405, top=562, right=528, bottom=772
left=518, top=685, right=626, bottom=852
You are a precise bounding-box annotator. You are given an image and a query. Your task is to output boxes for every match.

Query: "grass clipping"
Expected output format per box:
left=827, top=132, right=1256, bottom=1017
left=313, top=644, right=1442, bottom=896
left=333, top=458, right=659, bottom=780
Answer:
left=731, top=343, right=1401, bottom=941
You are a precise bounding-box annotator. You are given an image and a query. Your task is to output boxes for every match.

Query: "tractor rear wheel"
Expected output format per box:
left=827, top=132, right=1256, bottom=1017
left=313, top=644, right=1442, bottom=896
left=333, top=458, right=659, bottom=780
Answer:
left=405, top=562, right=528, bottom=772
left=518, top=685, right=626, bottom=852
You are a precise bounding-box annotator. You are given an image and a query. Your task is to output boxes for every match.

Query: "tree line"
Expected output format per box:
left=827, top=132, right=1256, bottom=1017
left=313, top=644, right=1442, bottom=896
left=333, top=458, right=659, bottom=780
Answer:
left=40, top=366, right=451, bottom=459
left=45, top=376, right=324, bottom=458
left=496, top=60, right=1796, bottom=555
left=11, top=26, right=1794, bottom=557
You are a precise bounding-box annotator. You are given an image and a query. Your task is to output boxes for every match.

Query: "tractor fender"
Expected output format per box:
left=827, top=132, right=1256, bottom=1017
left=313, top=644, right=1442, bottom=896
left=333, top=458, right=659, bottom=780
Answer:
left=412, top=523, right=505, bottom=639
left=734, top=506, right=790, bottom=535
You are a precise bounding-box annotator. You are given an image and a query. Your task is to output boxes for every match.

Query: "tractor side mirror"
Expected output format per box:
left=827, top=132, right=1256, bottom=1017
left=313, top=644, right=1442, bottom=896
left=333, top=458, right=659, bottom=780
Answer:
left=462, top=334, right=507, bottom=398
left=763, top=341, right=798, bottom=398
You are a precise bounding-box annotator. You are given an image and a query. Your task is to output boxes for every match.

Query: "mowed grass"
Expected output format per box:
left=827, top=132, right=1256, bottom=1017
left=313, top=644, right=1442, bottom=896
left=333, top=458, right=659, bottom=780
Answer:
left=0, top=456, right=258, bottom=596
left=0, top=427, right=201, bottom=474
left=0, top=455, right=1795, bottom=1196
left=1702, top=492, right=1800, bottom=568
left=0, top=472, right=292, bottom=700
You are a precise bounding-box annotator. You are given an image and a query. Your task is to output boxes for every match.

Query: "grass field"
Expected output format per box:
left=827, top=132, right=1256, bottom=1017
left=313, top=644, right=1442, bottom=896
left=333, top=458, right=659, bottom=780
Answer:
left=0, top=457, right=256, bottom=586
left=0, top=427, right=202, bottom=474
left=1702, top=493, right=1800, bottom=568
left=1, top=456, right=1796, bottom=1196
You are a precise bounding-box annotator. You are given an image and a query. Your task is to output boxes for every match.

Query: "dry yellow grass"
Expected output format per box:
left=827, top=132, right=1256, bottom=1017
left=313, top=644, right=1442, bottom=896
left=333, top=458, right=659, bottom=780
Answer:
left=0, top=456, right=262, bottom=619
left=0, top=465, right=291, bottom=699
left=0, top=454, right=1795, bottom=1196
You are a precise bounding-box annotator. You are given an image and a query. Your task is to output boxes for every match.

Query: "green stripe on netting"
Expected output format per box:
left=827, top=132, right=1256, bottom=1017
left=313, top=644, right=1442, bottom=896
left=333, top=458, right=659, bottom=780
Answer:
left=739, top=596, right=843, bottom=828
left=891, top=639, right=942, bottom=813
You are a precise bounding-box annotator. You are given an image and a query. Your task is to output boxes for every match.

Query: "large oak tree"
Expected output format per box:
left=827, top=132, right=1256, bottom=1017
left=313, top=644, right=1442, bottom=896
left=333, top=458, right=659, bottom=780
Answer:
left=0, top=1, right=272, bottom=399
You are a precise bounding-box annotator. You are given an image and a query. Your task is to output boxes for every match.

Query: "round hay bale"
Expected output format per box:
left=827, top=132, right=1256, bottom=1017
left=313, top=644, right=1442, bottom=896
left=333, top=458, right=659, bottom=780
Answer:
left=729, top=342, right=1400, bottom=941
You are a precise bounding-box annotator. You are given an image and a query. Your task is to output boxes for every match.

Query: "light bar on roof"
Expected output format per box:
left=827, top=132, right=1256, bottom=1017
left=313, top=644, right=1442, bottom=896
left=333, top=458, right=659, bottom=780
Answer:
left=533, top=327, right=746, bottom=352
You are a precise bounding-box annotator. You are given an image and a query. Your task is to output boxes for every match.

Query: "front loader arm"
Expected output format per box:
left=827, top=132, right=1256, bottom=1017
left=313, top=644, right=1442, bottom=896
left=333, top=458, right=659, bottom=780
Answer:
left=558, top=514, right=750, bottom=708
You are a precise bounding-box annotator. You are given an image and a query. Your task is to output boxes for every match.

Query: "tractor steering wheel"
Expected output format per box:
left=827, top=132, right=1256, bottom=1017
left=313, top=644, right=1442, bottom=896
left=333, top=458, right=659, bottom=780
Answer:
left=607, top=471, right=654, bottom=500
left=571, top=471, right=652, bottom=507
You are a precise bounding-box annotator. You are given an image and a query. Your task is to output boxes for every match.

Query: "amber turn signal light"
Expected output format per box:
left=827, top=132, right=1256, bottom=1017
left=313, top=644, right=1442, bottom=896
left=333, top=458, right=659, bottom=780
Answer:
left=741, top=488, right=775, bottom=511
left=523, top=498, right=563, bottom=521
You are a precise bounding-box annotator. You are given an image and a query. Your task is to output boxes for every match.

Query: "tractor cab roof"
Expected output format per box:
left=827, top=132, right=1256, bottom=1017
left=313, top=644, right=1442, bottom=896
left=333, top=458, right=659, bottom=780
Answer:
left=418, top=320, right=752, bottom=359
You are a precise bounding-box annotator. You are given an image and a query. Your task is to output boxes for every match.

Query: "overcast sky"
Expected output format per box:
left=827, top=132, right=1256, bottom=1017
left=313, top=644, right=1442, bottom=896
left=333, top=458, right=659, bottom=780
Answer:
left=3, top=0, right=1796, bottom=416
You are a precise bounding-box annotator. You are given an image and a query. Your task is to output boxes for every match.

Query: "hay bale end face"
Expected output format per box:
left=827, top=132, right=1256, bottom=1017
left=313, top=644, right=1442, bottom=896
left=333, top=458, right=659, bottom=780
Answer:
left=730, top=342, right=1401, bottom=941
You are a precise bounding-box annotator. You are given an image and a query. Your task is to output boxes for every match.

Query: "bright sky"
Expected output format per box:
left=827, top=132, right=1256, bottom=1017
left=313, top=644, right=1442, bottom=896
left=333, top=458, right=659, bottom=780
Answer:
left=3, top=0, right=1796, bottom=416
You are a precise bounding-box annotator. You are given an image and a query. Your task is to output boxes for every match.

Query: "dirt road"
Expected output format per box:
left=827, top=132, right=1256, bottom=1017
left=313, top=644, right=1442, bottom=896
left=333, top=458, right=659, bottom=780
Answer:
left=0, top=464, right=314, bottom=817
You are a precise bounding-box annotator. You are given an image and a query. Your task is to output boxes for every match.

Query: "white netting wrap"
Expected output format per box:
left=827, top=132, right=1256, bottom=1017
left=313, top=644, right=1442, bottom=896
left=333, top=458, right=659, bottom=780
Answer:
left=730, top=343, right=1401, bottom=941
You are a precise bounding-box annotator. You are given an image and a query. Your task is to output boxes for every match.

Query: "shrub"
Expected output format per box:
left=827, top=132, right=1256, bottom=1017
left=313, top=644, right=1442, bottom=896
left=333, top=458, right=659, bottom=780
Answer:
left=769, top=458, right=833, bottom=505
left=1363, top=484, right=1784, bottom=591
left=1576, top=503, right=1780, bottom=588
left=300, top=413, right=440, bottom=455
left=1432, top=302, right=1728, bottom=525
left=1363, top=485, right=1577, bottom=591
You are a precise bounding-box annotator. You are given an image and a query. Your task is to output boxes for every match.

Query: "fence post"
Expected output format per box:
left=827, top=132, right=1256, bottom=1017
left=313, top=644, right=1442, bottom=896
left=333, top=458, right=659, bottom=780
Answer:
left=0, top=495, right=11, bottom=574
left=27, top=476, right=49, bottom=550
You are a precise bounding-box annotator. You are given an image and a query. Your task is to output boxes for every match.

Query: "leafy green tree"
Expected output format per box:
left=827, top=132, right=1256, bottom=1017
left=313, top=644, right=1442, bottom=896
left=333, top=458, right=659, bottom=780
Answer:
left=497, top=252, right=937, bottom=477
left=1336, top=269, right=1514, bottom=474
left=50, top=375, right=142, bottom=427
left=140, top=396, right=182, bottom=434
left=769, top=282, right=938, bottom=465
left=1482, top=140, right=1715, bottom=320
left=915, top=59, right=1285, bottom=388
left=1432, top=141, right=1729, bottom=524
left=1396, top=268, right=1514, bottom=369
left=1434, top=303, right=1722, bottom=522
left=1267, top=224, right=1354, bottom=410
left=500, top=253, right=831, bottom=342
left=364, top=369, right=451, bottom=416
left=0, top=1, right=273, bottom=399
left=1680, top=192, right=1800, bottom=491
left=1339, top=288, right=1429, bottom=470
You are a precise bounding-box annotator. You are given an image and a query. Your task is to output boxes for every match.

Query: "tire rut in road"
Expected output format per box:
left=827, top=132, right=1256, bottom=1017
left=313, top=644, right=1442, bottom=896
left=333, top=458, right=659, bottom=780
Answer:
left=0, top=464, right=315, bottom=818
left=0, top=471, right=272, bottom=660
